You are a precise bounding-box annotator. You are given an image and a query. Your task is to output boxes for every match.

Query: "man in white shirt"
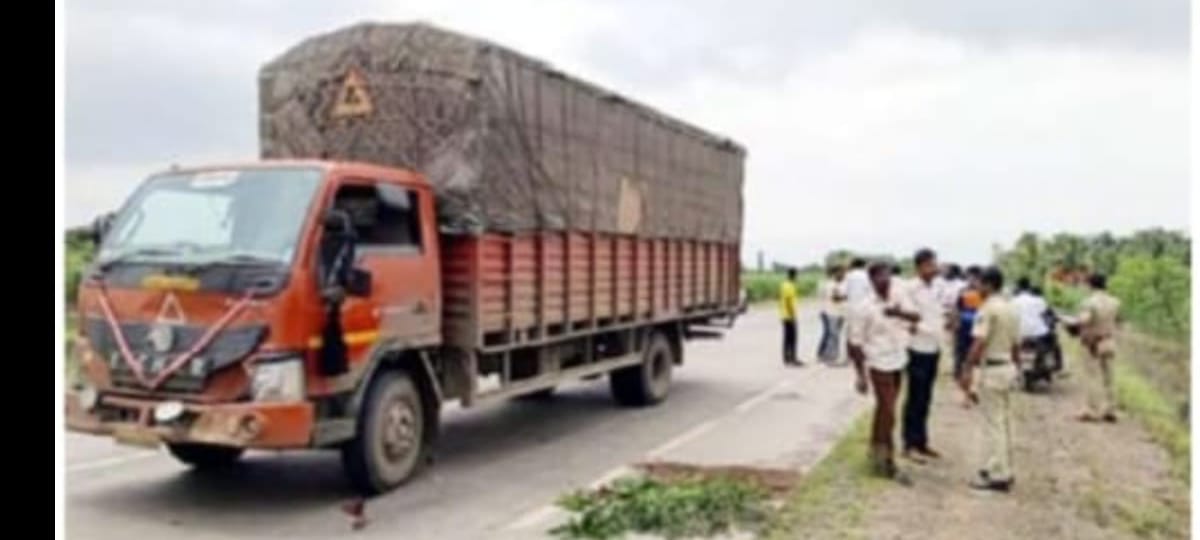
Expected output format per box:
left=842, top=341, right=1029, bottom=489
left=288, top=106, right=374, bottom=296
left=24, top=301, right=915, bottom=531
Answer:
left=901, top=248, right=948, bottom=461
left=1012, top=277, right=1050, bottom=341
left=843, top=258, right=871, bottom=305
left=848, top=262, right=920, bottom=483
left=816, top=265, right=848, bottom=364
left=939, top=264, right=967, bottom=310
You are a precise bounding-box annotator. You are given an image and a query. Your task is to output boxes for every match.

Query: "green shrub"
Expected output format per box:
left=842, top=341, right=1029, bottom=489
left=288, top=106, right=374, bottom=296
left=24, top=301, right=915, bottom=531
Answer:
left=65, top=235, right=95, bottom=306
left=742, top=271, right=820, bottom=304
left=1110, top=255, right=1190, bottom=340
left=552, top=475, right=770, bottom=539
left=1045, top=281, right=1086, bottom=312
left=743, top=272, right=784, bottom=304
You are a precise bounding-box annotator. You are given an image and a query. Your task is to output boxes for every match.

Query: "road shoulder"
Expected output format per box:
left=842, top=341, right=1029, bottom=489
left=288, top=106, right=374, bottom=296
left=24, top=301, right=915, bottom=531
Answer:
left=770, top=350, right=1189, bottom=540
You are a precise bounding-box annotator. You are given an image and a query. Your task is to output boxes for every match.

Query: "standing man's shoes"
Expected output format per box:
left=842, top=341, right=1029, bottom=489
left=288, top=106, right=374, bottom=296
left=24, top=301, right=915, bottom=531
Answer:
left=915, top=446, right=942, bottom=459
left=969, top=471, right=1013, bottom=492
left=900, top=449, right=927, bottom=464
left=876, top=461, right=913, bottom=486
left=1102, top=413, right=1118, bottom=423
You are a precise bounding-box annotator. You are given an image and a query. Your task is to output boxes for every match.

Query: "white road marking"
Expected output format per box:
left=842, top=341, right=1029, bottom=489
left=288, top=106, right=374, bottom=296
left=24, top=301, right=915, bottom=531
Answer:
left=588, top=465, right=634, bottom=489
left=67, top=451, right=158, bottom=474
left=644, top=419, right=719, bottom=459
left=734, top=379, right=792, bottom=414
left=503, top=504, right=564, bottom=532
left=504, top=379, right=794, bottom=532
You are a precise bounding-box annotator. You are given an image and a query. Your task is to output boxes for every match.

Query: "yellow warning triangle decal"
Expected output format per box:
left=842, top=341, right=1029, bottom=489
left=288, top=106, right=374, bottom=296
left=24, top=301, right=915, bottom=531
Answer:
left=330, top=68, right=373, bottom=119
left=155, top=292, right=187, bottom=324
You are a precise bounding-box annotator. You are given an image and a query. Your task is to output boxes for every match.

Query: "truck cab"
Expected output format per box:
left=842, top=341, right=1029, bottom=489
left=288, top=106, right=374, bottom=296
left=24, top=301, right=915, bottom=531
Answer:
left=69, top=161, right=443, bottom=492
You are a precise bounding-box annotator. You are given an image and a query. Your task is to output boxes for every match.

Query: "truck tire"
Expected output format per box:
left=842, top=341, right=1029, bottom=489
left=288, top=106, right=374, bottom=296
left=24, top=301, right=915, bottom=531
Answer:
left=517, top=387, right=556, bottom=401
left=610, top=332, right=674, bottom=407
left=167, top=443, right=244, bottom=469
left=341, top=370, right=426, bottom=495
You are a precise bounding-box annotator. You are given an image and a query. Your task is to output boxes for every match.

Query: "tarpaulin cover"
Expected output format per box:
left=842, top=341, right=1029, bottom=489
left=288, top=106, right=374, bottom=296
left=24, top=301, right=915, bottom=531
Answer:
left=259, top=22, right=745, bottom=242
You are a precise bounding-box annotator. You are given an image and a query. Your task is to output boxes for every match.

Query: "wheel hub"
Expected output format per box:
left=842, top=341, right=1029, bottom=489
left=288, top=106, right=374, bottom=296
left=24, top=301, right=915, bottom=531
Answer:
left=381, top=398, right=417, bottom=461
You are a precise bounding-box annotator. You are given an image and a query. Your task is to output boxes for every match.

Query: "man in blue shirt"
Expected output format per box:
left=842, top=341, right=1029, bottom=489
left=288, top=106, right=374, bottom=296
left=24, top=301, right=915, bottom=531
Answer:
left=953, top=266, right=983, bottom=382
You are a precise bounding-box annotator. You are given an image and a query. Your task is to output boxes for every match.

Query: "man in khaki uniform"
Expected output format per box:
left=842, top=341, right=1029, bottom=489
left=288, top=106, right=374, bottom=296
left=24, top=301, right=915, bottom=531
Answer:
left=961, top=267, right=1020, bottom=492
left=1067, top=274, right=1122, bottom=423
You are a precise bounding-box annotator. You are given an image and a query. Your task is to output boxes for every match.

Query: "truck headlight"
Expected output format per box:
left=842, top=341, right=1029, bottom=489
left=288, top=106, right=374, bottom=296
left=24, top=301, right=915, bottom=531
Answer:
left=250, top=357, right=306, bottom=402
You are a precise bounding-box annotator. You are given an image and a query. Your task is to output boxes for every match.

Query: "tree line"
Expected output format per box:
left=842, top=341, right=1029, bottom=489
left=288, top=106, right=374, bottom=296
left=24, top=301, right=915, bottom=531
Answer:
left=993, top=228, right=1189, bottom=341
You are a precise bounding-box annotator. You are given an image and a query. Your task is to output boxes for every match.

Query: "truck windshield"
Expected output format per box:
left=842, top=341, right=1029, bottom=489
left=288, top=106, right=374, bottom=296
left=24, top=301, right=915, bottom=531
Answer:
left=98, top=167, right=323, bottom=267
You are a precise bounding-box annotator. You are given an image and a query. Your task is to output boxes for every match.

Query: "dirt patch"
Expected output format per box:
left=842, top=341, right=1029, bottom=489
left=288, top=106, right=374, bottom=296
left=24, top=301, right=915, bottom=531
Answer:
left=635, top=461, right=803, bottom=496
left=857, top=364, right=1187, bottom=540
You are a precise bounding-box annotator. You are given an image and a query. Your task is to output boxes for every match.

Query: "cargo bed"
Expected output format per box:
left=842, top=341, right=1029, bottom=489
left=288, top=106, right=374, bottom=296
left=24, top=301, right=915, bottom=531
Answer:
left=441, top=231, right=740, bottom=353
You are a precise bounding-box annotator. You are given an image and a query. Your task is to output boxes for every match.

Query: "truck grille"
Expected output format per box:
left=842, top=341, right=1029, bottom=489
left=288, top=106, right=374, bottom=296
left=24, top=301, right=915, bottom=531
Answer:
left=86, top=319, right=267, bottom=393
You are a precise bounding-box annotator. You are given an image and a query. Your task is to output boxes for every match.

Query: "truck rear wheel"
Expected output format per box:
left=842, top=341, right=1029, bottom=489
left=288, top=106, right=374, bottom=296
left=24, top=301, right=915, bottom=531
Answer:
left=167, top=443, right=244, bottom=469
left=517, top=387, right=556, bottom=401
left=342, top=371, right=426, bottom=495
left=610, top=332, right=674, bottom=406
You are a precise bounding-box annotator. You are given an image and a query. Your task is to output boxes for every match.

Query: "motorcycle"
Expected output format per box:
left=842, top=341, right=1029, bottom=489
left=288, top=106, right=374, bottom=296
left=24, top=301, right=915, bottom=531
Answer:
left=1019, top=335, right=1059, bottom=392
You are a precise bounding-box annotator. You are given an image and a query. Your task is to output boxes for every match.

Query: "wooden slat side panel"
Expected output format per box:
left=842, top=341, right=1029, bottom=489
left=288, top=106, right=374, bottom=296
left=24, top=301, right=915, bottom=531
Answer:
left=444, top=232, right=741, bottom=348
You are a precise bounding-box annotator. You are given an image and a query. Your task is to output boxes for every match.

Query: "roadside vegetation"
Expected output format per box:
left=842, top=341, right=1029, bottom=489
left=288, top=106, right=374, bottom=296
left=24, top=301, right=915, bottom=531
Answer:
left=64, top=230, right=94, bottom=376
left=742, top=271, right=819, bottom=304
left=764, top=415, right=877, bottom=540
left=551, top=471, right=774, bottom=539
left=994, top=228, right=1189, bottom=339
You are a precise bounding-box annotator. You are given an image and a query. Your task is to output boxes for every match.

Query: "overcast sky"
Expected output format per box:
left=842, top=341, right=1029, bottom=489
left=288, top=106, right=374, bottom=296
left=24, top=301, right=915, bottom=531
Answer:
left=65, top=0, right=1190, bottom=265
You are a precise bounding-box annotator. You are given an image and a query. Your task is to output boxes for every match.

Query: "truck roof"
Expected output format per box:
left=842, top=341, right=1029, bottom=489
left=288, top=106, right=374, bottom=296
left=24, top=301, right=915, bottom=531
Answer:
left=152, top=159, right=428, bottom=187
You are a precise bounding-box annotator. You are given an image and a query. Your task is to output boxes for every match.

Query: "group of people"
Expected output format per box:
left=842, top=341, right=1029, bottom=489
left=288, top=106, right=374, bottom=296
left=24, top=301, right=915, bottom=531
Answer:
left=776, top=249, right=1123, bottom=492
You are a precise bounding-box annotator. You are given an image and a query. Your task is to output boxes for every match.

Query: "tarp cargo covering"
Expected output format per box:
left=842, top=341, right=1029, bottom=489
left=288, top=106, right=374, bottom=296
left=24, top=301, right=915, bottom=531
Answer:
left=259, top=22, right=745, bottom=242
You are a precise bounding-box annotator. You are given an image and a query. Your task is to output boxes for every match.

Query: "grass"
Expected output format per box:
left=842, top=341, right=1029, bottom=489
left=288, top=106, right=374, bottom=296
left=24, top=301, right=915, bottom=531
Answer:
left=1111, top=496, right=1183, bottom=540
left=550, top=475, right=771, bottom=539
left=1063, top=335, right=1190, bottom=484
left=1113, top=360, right=1190, bottom=483
left=764, top=414, right=879, bottom=540
left=1064, top=335, right=1191, bottom=538
left=743, top=271, right=821, bottom=304
left=64, top=310, right=79, bottom=381
left=1080, top=466, right=1187, bottom=540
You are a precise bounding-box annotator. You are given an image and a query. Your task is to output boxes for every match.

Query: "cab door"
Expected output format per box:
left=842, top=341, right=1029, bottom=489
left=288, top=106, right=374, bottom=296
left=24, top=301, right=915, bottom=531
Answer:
left=326, top=177, right=441, bottom=350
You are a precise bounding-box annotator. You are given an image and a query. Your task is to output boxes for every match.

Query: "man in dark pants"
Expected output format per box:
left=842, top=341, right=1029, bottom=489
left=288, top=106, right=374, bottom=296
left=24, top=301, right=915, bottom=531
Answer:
left=901, top=248, right=946, bottom=461
left=952, top=266, right=983, bottom=380
left=780, top=267, right=801, bottom=366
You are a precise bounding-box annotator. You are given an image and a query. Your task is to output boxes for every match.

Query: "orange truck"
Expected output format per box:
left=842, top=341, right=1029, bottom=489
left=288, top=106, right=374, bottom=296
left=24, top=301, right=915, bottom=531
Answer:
left=66, top=23, right=745, bottom=494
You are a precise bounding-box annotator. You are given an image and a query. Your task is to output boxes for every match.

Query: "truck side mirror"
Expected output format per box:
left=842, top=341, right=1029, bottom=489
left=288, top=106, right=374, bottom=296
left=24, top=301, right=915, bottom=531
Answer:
left=91, top=212, right=115, bottom=245
left=323, top=209, right=353, bottom=233
left=320, top=208, right=371, bottom=297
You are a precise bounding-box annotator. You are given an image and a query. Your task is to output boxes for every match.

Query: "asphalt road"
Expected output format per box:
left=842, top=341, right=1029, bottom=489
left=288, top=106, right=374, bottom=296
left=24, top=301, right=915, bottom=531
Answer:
left=65, top=304, right=867, bottom=539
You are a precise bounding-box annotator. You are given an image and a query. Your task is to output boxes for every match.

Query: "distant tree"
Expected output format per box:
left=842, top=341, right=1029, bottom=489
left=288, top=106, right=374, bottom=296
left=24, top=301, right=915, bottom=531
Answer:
left=1110, top=254, right=1190, bottom=340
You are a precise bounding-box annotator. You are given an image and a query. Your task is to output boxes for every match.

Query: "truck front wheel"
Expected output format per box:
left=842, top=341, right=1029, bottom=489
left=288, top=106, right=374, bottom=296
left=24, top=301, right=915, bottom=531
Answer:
left=167, top=443, right=244, bottom=469
left=610, top=332, right=674, bottom=406
left=342, top=371, right=427, bottom=494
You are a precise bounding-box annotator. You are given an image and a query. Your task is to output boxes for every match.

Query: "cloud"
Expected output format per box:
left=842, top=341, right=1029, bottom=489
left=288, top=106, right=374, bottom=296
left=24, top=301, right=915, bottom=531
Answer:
left=64, top=1, right=1190, bottom=268
left=578, top=0, right=1189, bottom=89
left=711, top=28, right=1190, bottom=264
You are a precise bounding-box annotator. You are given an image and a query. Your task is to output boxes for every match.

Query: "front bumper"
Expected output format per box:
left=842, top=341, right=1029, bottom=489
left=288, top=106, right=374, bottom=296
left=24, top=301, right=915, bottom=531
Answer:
left=65, top=392, right=315, bottom=449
